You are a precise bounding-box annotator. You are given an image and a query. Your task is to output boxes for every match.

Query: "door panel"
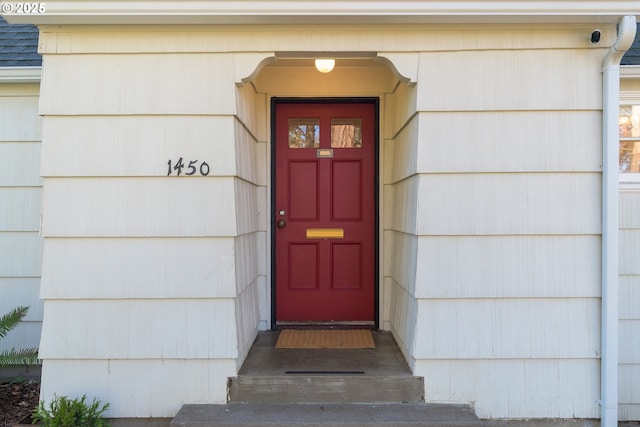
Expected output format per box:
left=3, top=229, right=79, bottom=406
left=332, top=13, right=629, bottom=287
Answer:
left=288, top=161, right=319, bottom=220
left=331, top=160, right=363, bottom=220
left=275, top=101, right=376, bottom=323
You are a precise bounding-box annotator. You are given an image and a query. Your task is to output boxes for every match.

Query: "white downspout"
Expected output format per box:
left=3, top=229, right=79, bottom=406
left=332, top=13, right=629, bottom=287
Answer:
left=601, top=15, right=637, bottom=427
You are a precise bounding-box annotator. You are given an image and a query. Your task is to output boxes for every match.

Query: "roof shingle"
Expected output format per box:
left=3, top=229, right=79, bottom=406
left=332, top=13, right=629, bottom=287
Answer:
left=0, top=16, right=41, bottom=67
left=621, top=24, right=640, bottom=66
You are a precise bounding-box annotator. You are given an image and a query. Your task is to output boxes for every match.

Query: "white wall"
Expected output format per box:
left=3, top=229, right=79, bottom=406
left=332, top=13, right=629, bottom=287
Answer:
left=0, top=82, right=43, bottom=355
left=388, top=36, right=609, bottom=419
left=233, top=83, right=267, bottom=363
left=35, top=22, right=619, bottom=420
left=619, top=186, right=640, bottom=420
left=37, top=48, right=248, bottom=417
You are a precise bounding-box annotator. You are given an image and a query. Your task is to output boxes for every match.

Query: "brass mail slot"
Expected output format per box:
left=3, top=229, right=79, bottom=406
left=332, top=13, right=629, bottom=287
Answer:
left=306, top=228, right=344, bottom=239
left=317, top=149, right=334, bottom=158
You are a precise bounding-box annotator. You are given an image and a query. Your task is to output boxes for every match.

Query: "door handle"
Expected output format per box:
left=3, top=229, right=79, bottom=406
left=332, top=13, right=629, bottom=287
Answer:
left=277, top=219, right=287, bottom=228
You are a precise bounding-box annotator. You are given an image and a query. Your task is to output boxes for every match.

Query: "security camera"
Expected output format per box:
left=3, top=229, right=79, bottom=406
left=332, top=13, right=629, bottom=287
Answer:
left=590, top=30, right=601, bottom=44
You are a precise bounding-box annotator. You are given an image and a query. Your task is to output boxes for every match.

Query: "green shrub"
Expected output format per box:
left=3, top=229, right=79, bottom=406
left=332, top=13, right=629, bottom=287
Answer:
left=33, top=394, right=110, bottom=427
left=0, top=306, right=39, bottom=367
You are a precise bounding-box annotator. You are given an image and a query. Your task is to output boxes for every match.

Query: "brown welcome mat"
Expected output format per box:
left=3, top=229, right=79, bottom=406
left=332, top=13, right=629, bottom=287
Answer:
left=275, top=329, right=375, bottom=349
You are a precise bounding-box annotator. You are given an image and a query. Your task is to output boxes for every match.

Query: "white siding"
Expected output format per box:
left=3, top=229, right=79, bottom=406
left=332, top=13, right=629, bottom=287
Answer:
left=0, top=142, right=42, bottom=185
left=40, top=238, right=237, bottom=299
left=0, top=187, right=42, bottom=230
left=416, top=359, right=600, bottom=419
left=415, top=235, right=601, bottom=298
left=415, top=173, right=601, bottom=235
left=34, top=22, right=618, bottom=420
left=415, top=111, right=601, bottom=173
left=233, top=82, right=266, bottom=361
left=40, top=54, right=237, bottom=115
left=39, top=299, right=238, bottom=359
left=40, top=359, right=236, bottom=418
left=41, top=177, right=238, bottom=237
left=41, top=116, right=238, bottom=177
left=0, top=83, right=43, bottom=354
left=37, top=46, right=253, bottom=416
left=383, top=31, right=607, bottom=419
left=415, top=298, right=600, bottom=359
left=416, top=49, right=602, bottom=111
left=383, top=81, right=420, bottom=365
left=0, top=233, right=42, bottom=277
left=38, top=26, right=608, bottom=56
left=620, top=188, right=640, bottom=420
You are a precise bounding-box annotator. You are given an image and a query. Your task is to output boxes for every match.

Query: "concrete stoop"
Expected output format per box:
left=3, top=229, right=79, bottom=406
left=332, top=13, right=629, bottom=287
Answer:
left=169, top=332, right=481, bottom=426
left=228, top=374, right=426, bottom=403
left=170, top=402, right=482, bottom=427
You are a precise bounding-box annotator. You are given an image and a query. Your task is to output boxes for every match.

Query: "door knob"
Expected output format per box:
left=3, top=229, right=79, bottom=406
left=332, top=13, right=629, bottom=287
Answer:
left=277, top=219, right=286, bottom=228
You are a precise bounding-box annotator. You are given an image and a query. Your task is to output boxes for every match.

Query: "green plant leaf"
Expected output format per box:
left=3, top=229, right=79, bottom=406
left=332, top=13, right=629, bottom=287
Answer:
left=33, top=394, right=110, bottom=427
left=0, top=306, right=40, bottom=370
left=0, top=306, right=29, bottom=339
left=0, top=347, right=40, bottom=367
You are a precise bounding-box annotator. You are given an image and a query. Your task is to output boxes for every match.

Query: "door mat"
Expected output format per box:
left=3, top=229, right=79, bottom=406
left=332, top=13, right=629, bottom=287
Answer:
left=275, top=329, right=375, bottom=349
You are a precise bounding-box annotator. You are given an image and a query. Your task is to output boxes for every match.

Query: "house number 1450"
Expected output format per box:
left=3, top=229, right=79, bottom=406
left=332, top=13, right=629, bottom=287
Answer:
left=167, top=158, right=210, bottom=176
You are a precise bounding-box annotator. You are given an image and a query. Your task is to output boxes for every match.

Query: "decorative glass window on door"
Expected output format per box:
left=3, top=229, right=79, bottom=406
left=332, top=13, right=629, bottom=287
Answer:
left=331, top=118, right=362, bottom=148
left=289, top=119, right=319, bottom=148
left=620, top=105, right=640, bottom=174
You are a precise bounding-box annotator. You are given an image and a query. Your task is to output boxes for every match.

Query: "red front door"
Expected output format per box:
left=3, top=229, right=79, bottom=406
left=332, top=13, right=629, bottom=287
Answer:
left=274, top=101, right=376, bottom=323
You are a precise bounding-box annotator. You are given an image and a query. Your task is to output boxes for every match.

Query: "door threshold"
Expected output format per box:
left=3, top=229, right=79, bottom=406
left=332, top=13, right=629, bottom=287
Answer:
left=275, top=321, right=375, bottom=330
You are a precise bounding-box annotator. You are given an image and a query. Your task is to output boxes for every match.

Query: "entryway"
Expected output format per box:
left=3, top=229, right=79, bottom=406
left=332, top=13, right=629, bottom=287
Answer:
left=272, top=99, right=378, bottom=325
left=229, top=330, right=421, bottom=403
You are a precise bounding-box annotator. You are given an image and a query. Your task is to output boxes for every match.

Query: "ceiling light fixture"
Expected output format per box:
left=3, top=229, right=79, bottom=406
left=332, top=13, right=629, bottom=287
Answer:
left=315, top=59, right=335, bottom=73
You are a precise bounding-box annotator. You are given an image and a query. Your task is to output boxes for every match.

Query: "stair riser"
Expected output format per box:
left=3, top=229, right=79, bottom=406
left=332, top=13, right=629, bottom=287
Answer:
left=228, top=376, right=425, bottom=403
left=170, top=403, right=482, bottom=427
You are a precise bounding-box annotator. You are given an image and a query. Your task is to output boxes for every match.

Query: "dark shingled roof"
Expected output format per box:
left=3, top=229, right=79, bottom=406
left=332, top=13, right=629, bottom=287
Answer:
left=622, top=24, right=640, bottom=66
left=0, top=15, right=41, bottom=67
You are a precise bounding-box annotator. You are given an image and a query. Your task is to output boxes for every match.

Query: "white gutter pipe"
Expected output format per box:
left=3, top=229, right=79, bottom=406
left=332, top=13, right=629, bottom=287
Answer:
left=601, top=15, right=636, bottom=427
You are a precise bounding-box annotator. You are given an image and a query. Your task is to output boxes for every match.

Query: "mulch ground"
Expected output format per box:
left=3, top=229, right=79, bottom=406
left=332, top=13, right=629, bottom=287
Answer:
left=0, top=380, right=40, bottom=427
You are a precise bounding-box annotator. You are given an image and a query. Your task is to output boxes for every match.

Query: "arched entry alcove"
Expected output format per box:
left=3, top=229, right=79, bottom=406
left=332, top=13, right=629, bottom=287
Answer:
left=233, top=52, right=421, bottom=370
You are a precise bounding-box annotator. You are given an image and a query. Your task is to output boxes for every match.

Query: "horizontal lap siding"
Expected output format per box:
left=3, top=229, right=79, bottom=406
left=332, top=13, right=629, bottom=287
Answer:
left=384, top=83, right=419, bottom=364
left=41, top=177, right=238, bottom=237
left=415, top=298, right=600, bottom=359
left=234, top=83, right=265, bottom=358
left=39, top=299, right=238, bottom=359
left=0, top=83, right=43, bottom=354
left=620, top=189, right=640, bottom=420
left=0, top=143, right=42, bottom=185
left=416, top=111, right=601, bottom=173
left=0, top=187, right=42, bottom=231
left=40, top=54, right=236, bottom=115
left=41, top=116, right=238, bottom=177
left=37, top=47, right=250, bottom=416
left=407, top=42, right=605, bottom=418
left=39, top=27, right=613, bottom=55
left=40, top=359, right=236, bottom=418
left=416, top=173, right=601, bottom=235
left=416, top=359, right=600, bottom=419
left=40, top=238, right=237, bottom=299
left=417, top=50, right=602, bottom=111
left=416, top=235, right=600, bottom=298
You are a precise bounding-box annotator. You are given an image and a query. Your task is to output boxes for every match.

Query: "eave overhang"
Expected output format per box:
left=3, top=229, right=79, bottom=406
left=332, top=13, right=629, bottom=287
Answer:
left=621, top=65, right=640, bottom=79
left=2, top=1, right=640, bottom=25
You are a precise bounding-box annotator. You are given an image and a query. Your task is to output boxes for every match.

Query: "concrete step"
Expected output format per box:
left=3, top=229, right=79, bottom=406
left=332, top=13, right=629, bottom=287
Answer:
left=228, top=374, right=425, bottom=403
left=170, top=403, right=482, bottom=427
